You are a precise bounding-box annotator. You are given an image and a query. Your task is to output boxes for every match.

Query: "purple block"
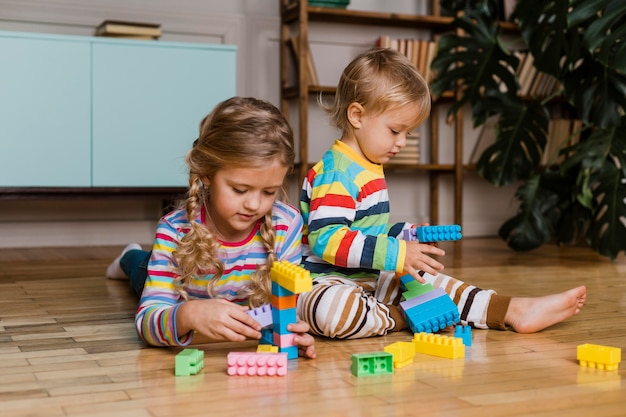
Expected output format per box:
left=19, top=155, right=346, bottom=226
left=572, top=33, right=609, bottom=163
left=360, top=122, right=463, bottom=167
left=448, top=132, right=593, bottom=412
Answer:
left=399, top=288, right=449, bottom=311
left=247, top=304, right=273, bottom=328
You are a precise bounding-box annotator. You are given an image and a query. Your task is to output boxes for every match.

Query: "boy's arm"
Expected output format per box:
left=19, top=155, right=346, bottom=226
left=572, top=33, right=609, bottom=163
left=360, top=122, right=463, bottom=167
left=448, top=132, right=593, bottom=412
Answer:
left=306, top=172, right=406, bottom=273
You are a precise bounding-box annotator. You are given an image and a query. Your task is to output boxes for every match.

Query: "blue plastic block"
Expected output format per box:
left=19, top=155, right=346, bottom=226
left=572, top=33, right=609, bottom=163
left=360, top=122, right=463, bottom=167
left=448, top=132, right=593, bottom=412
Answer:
left=404, top=225, right=462, bottom=242
left=271, top=307, right=297, bottom=334
left=280, top=345, right=299, bottom=360
left=351, top=352, right=394, bottom=377
left=454, top=325, right=472, bottom=346
left=259, top=328, right=274, bottom=345
left=401, top=296, right=460, bottom=333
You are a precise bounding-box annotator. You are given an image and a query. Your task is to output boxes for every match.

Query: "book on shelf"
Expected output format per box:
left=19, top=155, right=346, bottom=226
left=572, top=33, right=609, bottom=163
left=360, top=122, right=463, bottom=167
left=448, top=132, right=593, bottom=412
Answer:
left=288, top=36, right=319, bottom=86
left=95, top=20, right=162, bottom=39
left=375, top=36, right=437, bottom=82
left=541, top=119, right=582, bottom=166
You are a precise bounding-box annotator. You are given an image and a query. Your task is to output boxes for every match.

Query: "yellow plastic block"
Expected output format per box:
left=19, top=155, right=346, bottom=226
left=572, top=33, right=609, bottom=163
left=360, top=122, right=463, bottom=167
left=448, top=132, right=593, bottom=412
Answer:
left=270, top=261, right=312, bottom=294
left=412, top=332, right=465, bottom=359
left=577, top=343, right=621, bottom=371
left=257, top=344, right=279, bottom=353
left=384, top=341, right=415, bottom=368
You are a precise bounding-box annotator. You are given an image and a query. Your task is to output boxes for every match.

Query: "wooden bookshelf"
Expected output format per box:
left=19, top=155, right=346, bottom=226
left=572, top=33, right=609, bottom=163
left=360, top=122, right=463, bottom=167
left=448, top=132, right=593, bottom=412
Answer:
left=279, top=0, right=465, bottom=224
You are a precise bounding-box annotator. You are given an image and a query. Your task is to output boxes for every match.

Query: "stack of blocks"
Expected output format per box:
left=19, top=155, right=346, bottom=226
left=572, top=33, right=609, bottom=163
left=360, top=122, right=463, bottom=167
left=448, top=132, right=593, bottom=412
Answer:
left=399, top=224, right=462, bottom=334
left=398, top=275, right=460, bottom=333
left=269, top=261, right=312, bottom=359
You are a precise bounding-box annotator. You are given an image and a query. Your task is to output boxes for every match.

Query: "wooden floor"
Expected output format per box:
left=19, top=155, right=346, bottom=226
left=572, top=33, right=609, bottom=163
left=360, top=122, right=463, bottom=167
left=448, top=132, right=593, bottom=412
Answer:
left=1, top=238, right=625, bottom=417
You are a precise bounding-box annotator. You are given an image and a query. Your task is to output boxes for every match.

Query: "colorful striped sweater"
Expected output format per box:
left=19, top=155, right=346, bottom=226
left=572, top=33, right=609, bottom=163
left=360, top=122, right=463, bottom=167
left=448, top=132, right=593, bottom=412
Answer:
left=135, top=200, right=303, bottom=347
left=300, top=140, right=411, bottom=279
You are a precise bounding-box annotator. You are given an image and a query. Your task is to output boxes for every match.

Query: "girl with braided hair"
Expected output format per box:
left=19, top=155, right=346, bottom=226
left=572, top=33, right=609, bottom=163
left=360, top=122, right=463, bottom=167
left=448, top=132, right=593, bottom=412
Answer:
left=106, top=97, right=315, bottom=358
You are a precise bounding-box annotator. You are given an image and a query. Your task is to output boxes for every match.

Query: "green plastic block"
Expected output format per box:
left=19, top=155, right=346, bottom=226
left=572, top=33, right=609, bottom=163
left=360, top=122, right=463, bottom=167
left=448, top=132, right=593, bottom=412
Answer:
left=350, top=352, right=393, bottom=377
left=175, top=348, right=205, bottom=376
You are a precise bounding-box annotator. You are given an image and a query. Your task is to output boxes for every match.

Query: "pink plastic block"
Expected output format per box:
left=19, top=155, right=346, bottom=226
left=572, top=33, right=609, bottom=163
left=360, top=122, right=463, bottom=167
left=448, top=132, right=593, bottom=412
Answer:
left=227, top=352, right=288, bottom=376
left=273, top=332, right=296, bottom=348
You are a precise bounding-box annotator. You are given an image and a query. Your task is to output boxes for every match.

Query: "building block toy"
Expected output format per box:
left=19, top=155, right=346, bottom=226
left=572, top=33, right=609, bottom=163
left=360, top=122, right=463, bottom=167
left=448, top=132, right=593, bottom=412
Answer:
left=351, top=352, right=394, bottom=377
left=246, top=303, right=273, bottom=328
left=403, top=224, right=462, bottom=243
left=175, top=348, right=204, bottom=376
left=454, top=325, right=472, bottom=346
left=269, top=261, right=313, bottom=359
left=413, top=332, right=465, bottom=359
left=227, top=352, right=288, bottom=376
left=259, top=328, right=274, bottom=346
left=257, top=344, right=279, bottom=353
left=577, top=344, right=621, bottom=371
left=271, top=294, right=297, bottom=309
left=400, top=294, right=460, bottom=333
left=270, top=260, right=312, bottom=294
left=384, top=341, right=415, bottom=368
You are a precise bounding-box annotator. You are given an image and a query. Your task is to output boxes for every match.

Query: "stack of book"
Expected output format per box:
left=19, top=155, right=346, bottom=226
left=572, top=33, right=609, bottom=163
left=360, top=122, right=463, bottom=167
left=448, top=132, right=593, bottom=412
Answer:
left=393, top=133, right=420, bottom=165
left=95, top=20, right=161, bottom=40
left=375, top=36, right=437, bottom=82
left=514, top=51, right=562, bottom=97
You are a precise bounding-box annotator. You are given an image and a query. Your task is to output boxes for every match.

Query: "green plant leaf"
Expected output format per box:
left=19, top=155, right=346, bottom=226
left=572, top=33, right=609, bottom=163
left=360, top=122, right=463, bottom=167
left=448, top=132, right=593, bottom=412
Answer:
left=498, top=174, right=562, bottom=251
left=586, top=159, right=626, bottom=259
left=477, top=101, right=549, bottom=186
left=431, top=11, right=519, bottom=121
left=516, top=0, right=573, bottom=76
left=562, top=61, right=626, bottom=128
left=570, top=0, right=626, bottom=71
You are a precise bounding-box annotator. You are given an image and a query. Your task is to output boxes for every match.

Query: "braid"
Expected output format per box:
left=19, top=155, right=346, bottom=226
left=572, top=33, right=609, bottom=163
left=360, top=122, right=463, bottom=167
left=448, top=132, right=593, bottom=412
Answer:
left=173, top=173, right=224, bottom=300
left=244, top=211, right=277, bottom=307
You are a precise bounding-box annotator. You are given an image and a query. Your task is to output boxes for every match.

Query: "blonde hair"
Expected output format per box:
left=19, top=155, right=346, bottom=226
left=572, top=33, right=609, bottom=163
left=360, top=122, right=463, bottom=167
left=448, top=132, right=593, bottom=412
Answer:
left=174, top=97, right=294, bottom=307
left=321, top=47, right=431, bottom=134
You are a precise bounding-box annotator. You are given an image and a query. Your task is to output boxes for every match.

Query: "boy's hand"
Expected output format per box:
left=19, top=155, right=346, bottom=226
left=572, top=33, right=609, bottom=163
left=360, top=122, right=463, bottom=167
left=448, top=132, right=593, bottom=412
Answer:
left=403, top=240, right=445, bottom=281
left=288, top=319, right=316, bottom=359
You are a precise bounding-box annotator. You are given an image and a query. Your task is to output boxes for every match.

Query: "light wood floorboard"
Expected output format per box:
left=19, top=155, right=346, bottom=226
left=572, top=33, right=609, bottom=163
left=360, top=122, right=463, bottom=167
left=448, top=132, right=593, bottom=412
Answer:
left=0, top=238, right=624, bottom=417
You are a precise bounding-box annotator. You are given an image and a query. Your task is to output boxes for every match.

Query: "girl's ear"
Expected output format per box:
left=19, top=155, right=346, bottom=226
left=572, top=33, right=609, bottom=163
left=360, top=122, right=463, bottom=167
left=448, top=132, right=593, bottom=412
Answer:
left=200, top=176, right=210, bottom=187
left=347, top=102, right=364, bottom=129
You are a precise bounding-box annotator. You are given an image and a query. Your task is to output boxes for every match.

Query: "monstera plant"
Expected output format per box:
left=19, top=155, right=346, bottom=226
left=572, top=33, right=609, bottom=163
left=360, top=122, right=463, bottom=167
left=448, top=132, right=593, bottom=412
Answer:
left=431, top=0, right=626, bottom=259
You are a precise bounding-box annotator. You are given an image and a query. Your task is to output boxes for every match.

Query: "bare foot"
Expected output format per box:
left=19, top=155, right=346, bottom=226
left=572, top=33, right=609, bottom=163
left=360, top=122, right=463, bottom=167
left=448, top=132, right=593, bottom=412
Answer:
left=505, top=286, right=587, bottom=333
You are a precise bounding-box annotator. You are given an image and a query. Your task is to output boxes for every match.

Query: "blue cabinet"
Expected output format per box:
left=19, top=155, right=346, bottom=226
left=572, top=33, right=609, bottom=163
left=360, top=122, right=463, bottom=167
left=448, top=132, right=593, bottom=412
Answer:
left=0, top=31, right=236, bottom=188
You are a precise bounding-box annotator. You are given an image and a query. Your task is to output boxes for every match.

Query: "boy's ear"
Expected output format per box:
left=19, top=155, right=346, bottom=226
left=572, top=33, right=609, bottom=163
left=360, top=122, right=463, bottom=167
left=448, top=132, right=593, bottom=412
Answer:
left=347, top=102, right=364, bottom=128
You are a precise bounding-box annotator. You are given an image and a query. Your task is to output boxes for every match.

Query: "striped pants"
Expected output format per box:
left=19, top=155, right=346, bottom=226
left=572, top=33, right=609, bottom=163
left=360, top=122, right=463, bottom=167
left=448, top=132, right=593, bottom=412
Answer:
left=296, top=271, right=511, bottom=339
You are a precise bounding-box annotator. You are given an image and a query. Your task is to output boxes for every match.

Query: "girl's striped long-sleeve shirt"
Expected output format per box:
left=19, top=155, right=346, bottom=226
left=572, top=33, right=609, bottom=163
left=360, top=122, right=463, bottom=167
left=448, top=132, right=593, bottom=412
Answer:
left=300, top=140, right=411, bottom=279
left=135, top=200, right=303, bottom=347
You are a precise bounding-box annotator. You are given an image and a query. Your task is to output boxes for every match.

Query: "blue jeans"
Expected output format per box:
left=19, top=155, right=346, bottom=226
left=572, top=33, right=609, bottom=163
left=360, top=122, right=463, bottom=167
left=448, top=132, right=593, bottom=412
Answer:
left=120, top=249, right=151, bottom=297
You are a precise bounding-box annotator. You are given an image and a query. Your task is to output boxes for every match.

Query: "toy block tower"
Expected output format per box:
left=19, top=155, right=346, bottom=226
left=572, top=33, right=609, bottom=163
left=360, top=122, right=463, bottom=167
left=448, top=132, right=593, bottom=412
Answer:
left=398, top=225, right=462, bottom=333
left=270, top=261, right=312, bottom=359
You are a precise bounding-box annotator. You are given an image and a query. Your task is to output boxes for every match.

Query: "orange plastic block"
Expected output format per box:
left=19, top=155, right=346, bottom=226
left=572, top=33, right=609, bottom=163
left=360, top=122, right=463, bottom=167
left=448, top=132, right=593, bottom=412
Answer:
left=270, top=261, right=312, bottom=294
left=577, top=344, right=621, bottom=371
left=412, top=332, right=465, bottom=359
left=384, top=341, right=415, bottom=368
left=271, top=294, right=297, bottom=309
left=227, top=352, right=288, bottom=376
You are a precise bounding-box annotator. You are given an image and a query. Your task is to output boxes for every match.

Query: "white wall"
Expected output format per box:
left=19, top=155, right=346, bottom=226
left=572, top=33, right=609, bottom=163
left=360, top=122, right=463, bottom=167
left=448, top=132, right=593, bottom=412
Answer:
left=0, top=0, right=517, bottom=248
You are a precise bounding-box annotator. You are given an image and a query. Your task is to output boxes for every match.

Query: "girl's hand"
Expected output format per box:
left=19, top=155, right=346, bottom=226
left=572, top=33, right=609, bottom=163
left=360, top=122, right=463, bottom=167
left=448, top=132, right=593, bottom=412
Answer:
left=288, top=319, right=316, bottom=359
left=176, top=298, right=262, bottom=342
left=403, top=240, right=445, bottom=282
